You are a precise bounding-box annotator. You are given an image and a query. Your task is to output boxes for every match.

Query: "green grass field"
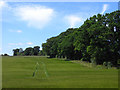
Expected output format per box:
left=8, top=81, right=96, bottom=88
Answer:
left=2, top=56, right=118, bottom=88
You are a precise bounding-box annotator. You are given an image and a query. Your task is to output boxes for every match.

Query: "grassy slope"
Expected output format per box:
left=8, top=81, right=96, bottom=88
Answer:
left=2, top=56, right=118, bottom=88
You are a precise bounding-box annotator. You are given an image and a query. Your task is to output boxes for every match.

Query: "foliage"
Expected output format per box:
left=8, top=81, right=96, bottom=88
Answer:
left=107, top=62, right=112, bottom=69
left=38, top=50, right=46, bottom=56
left=1, top=53, right=9, bottom=56
left=13, top=49, right=19, bottom=56
left=33, top=46, right=40, bottom=55
left=12, top=10, right=120, bottom=66
left=13, top=46, right=40, bottom=56
left=42, top=10, right=120, bottom=66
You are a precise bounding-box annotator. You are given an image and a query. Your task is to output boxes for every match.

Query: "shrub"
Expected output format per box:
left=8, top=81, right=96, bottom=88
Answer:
left=117, top=59, right=120, bottom=64
left=91, top=58, right=96, bottom=67
left=103, top=62, right=107, bottom=68
left=107, top=62, right=112, bottom=69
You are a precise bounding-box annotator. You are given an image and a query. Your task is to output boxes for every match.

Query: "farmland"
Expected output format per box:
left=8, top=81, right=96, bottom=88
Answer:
left=2, top=56, right=118, bottom=88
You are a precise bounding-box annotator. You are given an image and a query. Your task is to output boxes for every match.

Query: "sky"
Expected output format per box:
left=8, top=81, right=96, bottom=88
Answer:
left=0, top=1, right=119, bottom=55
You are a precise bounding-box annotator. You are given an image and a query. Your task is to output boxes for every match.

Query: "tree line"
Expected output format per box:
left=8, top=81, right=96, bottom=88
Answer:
left=13, top=46, right=45, bottom=56
left=12, top=11, right=120, bottom=66
left=42, top=10, right=120, bottom=66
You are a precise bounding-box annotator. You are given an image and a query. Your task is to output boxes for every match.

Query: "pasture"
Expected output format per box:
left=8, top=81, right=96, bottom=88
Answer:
left=2, top=56, right=118, bottom=88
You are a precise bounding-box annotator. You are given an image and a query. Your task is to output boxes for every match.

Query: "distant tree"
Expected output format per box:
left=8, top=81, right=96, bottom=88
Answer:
left=16, top=48, right=24, bottom=56
left=3, top=54, right=9, bottom=56
left=13, top=49, right=19, bottom=56
left=39, top=50, right=45, bottom=56
left=0, top=54, right=3, bottom=56
left=12, top=10, right=120, bottom=66
left=24, top=47, right=33, bottom=56
left=42, top=38, right=57, bottom=58
left=19, top=48, right=23, bottom=53
left=41, top=10, right=120, bottom=66
left=33, top=46, right=40, bottom=55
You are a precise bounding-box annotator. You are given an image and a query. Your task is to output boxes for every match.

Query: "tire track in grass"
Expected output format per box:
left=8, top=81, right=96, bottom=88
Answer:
left=32, top=57, right=49, bottom=78
left=41, top=61, right=49, bottom=78
left=32, top=61, right=39, bottom=77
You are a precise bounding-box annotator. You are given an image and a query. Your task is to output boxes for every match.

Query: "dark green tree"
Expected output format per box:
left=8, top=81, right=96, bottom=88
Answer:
left=33, top=46, right=40, bottom=55
left=13, top=49, right=19, bottom=56
left=24, top=47, right=33, bottom=56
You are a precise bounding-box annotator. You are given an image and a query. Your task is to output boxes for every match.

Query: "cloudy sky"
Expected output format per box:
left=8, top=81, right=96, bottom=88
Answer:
left=0, top=1, right=118, bottom=55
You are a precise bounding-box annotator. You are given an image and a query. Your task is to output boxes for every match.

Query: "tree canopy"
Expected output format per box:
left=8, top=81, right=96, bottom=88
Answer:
left=13, top=46, right=41, bottom=56
left=12, top=10, right=120, bottom=66
left=42, top=10, right=120, bottom=66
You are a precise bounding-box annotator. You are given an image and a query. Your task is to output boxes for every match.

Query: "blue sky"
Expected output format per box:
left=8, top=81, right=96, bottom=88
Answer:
left=0, top=1, right=118, bottom=55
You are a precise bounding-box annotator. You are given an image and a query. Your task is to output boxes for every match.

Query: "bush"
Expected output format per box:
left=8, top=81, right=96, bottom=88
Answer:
left=80, top=58, right=84, bottom=61
left=117, top=59, right=120, bottom=64
left=107, top=62, right=112, bottom=69
left=103, top=62, right=107, bottom=68
left=91, top=59, right=96, bottom=67
left=103, top=62, right=112, bottom=69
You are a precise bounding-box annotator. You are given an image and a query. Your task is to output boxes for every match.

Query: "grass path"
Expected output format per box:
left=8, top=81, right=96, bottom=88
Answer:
left=2, top=56, right=118, bottom=88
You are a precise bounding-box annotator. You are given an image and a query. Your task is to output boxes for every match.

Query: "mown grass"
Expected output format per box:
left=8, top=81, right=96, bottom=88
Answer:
left=2, top=56, right=118, bottom=88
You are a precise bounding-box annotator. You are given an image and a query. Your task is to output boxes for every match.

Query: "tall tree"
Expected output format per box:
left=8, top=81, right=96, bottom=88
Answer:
left=33, top=46, right=40, bottom=55
left=24, top=47, right=33, bottom=56
left=13, top=49, right=19, bottom=56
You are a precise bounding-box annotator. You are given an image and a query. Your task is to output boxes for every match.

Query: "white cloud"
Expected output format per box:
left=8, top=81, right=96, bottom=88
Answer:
left=14, top=5, right=54, bottom=29
left=101, top=4, right=109, bottom=14
left=16, top=30, right=22, bottom=33
left=26, top=42, right=33, bottom=45
left=9, top=30, right=22, bottom=33
left=0, top=1, right=6, bottom=10
left=65, top=15, right=83, bottom=28
left=0, top=1, right=11, bottom=11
